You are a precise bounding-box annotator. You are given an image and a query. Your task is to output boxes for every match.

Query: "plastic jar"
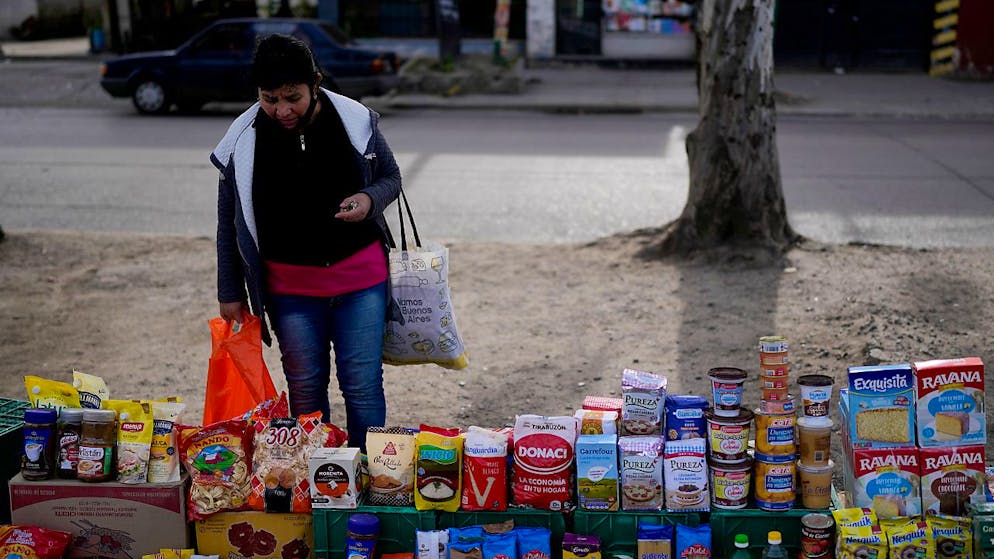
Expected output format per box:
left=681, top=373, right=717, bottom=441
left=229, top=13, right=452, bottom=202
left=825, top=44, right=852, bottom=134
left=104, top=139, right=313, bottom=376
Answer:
left=57, top=407, right=84, bottom=479
left=22, top=408, right=58, bottom=481
left=78, top=409, right=117, bottom=482
left=705, top=408, right=753, bottom=462
left=707, top=367, right=748, bottom=417
left=796, top=417, right=832, bottom=466
left=797, top=460, right=834, bottom=509
left=709, top=456, right=752, bottom=509
left=797, top=374, right=834, bottom=425
left=345, top=513, right=379, bottom=559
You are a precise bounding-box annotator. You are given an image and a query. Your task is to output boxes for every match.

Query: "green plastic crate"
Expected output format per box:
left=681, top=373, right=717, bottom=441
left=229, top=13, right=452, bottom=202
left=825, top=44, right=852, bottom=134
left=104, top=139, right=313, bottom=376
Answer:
left=710, top=506, right=831, bottom=558
left=0, top=400, right=28, bottom=525
left=571, top=510, right=701, bottom=557
left=437, top=508, right=568, bottom=549
left=312, top=505, right=436, bottom=558
left=0, top=399, right=30, bottom=419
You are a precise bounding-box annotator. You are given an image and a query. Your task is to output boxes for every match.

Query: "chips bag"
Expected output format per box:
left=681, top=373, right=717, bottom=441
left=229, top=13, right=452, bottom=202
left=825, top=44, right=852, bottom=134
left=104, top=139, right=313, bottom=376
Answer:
left=24, top=375, right=80, bottom=412
left=0, top=526, right=73, bottom=559
left=179, top=419, right=252, bottom=520
left=415, top=425, right=464, bottom=512
left=72, top=370, right=109, bottom=409
left=148, top=400, right=186, bottom=483
left=102, top=399, right=154, bottom=484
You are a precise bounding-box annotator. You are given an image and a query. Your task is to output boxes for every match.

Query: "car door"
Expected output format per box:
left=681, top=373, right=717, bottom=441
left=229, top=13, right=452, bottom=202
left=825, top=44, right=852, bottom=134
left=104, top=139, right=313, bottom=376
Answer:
left=175, top=23, right=254, bottom=102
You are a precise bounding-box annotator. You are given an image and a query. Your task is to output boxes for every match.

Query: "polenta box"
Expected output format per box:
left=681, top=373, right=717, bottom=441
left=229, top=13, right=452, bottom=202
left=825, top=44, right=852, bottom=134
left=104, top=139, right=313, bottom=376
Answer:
left=913, top=357, right=985, bottom=447
left=195, top=511, right=313, bottom=559
left=920, top=445, right=986, bottom=518
left=846, top=364, right=915, bottom=449
left=845, top=447, right=922, bottom=519
left=576, top=434, right=619, bottom=511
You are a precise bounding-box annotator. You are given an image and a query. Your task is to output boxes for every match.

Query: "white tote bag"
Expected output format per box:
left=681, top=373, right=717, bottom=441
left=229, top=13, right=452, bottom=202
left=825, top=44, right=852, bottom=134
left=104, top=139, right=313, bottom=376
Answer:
left=382, top=189, right=468, bottom=369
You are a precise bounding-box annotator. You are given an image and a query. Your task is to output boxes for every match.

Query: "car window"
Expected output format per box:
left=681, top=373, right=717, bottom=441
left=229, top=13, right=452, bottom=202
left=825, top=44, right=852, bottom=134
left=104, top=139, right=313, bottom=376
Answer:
left=189, top=24, right=250, bottom=55
left=317, top=23, right=352, bottom=46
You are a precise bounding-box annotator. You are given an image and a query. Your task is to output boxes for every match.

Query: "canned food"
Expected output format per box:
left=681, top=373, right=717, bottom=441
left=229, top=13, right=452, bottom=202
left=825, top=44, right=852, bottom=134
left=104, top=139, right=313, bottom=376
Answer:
left=758, top=336, right=789, bottom=354
left=760, top=375, right=790, bottom=390
left=754, top=452, right=796, bottom=511
left=761, top=364, right=790, bottom=377
left=709, top=457, right=752, bottom=510
left=759, top=396, right=795, bottom=415
left=761, top=387, right=791, bottom=401
left=705, top=409, right=753, bottom=462
left=754, top=410, right=796, bottom=456
left=800, top=512, right=835, bottom=558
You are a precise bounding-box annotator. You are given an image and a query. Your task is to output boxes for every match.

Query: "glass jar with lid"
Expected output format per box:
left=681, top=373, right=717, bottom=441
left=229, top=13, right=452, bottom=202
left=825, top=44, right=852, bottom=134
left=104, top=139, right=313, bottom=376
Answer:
left=78, top=409, right=116, bottom=482
left=22, top=408, right=58, bottom=481
left=57, top=407, right=85, bottom=479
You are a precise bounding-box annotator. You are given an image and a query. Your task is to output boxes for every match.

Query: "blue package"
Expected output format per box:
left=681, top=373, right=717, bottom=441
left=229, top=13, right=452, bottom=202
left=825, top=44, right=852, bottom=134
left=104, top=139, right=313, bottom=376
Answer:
left=675, top=523, right=711, bottom=558
left=637, top=522, right=674, bottom=540
left=483, top=532, right=518, bottom=559
left=513, top=527, right=551, bottom=559
left=449, top=527, right=486, bottom=544
left=664, top=395, right=708, bottom=441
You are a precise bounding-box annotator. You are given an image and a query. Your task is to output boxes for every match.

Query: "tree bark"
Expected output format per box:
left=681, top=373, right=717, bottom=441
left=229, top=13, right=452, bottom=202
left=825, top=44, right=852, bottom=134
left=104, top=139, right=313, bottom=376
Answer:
left=659, top=0, right=799, bottom=258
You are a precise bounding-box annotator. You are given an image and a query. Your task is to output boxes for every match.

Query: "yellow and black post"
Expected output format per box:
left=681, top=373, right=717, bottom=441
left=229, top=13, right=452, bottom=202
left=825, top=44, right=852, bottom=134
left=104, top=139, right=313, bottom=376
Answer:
left=930, top=0, right=959, bottom=76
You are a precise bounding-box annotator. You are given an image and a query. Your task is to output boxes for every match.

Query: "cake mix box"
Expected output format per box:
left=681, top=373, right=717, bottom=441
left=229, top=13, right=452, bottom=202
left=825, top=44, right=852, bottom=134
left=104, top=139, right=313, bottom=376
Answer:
left=920, top=445, right=986, bottom=517
left=844, top=446, right=922, bottom=519
left=913, top=357, right=986, bottom=448
left=845, top=364, right=916, bottom=449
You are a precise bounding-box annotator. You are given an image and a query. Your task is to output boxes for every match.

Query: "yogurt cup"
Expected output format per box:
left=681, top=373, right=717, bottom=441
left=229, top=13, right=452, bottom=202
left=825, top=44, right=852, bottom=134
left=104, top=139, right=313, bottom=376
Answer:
left=709, top=456, right=752, bottom=509
left=797, top=416, right=833, bottom=466
left=705, top=408, right=753, bottom=462
left=797, top=460, right=834, bottom=509
left=797, top=374, right=834, bottom=425
left=708, top=367, right=748, bottom=417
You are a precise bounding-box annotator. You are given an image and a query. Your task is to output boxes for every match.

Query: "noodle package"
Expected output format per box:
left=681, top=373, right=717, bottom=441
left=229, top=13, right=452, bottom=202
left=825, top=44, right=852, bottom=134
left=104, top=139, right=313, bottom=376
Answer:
left=179, top=419, right=252, bottom=520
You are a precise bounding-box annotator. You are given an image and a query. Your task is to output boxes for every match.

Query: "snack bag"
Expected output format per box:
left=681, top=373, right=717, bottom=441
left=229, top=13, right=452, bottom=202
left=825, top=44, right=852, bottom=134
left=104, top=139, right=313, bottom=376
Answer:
left=838, top=525, right=888, bottom=559
left=886, top=521, right=930, bottom=559
left=178, top=419, right=252, bottom=520
left=72, top=370, right=110, bottom=409
left=148, top=400, right=186, bottom=483
left=483, top=533, right=517, bottom=559
left=462, top=426, right=508, bottom=511
left=513, top=527, right=551, bottom=559
left=24, top=375, right=80, bottom=411
left=367, top=427, right=418, bottom=506
left=0, top=526, right=73, bottom=559
left=103, top=399, right=154, bottom=484
left=675, top=523, right=712, bottom=559
left=415, top=425, right=463, bottom=512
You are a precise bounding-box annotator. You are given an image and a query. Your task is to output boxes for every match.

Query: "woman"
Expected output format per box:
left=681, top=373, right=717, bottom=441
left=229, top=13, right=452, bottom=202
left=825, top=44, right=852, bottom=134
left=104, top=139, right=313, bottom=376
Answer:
left=211, top=34, right=400, bottom=450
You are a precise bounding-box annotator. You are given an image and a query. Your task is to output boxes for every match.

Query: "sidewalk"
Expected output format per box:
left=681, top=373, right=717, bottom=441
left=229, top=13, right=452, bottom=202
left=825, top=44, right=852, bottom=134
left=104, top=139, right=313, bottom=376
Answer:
left=4, top=35, right=994, bottom=118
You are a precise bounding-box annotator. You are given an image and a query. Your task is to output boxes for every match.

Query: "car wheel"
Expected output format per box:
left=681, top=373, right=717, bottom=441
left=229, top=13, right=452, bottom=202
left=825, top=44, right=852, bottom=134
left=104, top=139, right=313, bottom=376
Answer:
left=132, top=79, right=170, bottom=114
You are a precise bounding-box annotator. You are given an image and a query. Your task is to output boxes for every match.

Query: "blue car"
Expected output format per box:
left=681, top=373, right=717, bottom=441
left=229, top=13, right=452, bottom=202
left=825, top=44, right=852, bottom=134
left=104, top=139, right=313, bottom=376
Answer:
left=100, top=18, right=400, bottom=114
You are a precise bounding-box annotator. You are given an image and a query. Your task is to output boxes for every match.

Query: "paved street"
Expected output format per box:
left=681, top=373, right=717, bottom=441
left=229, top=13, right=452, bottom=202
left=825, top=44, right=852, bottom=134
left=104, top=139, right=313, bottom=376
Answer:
left=1, top=106, right=993, bottom=247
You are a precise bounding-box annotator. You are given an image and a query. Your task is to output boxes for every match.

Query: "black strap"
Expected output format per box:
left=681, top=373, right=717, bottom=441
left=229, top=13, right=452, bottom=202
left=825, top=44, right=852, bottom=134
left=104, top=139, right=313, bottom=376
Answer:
left=384, top=185, right=421, bottom=251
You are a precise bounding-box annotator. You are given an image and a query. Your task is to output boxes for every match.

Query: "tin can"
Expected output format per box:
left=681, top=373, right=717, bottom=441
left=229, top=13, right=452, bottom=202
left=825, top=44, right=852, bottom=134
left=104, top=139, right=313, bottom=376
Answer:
left=753, top=452, right=796, bottom=511
left=709, top=456, right=752, bottom=509
left=754, top=410, right=796, bottom=456
left=800, top=512, right=835, bottom=558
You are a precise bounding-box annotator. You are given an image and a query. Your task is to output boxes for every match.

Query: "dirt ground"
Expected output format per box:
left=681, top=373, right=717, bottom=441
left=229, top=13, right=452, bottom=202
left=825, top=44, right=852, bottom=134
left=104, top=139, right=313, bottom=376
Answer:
left=1, top=229, right=992, bottom=463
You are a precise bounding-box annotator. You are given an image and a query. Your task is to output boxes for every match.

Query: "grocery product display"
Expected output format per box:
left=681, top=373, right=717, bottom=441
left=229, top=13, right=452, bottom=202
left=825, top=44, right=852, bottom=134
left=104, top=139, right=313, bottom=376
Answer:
left=7, top=349, right=994, bottom=559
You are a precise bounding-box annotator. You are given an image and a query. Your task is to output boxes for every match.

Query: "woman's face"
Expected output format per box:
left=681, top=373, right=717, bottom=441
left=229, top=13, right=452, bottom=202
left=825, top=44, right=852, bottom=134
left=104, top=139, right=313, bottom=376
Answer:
left=258, top=83, right=314, bottom=130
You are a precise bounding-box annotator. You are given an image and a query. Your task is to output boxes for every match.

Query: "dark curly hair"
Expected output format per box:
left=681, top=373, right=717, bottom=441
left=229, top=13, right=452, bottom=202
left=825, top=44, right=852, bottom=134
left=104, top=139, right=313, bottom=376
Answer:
left=251, top=34, right=319, bottom=90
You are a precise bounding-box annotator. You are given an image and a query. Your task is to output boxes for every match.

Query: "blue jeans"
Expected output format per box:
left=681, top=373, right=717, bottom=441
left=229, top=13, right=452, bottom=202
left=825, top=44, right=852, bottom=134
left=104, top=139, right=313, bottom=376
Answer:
left=266, top=281, right=387, bottom=451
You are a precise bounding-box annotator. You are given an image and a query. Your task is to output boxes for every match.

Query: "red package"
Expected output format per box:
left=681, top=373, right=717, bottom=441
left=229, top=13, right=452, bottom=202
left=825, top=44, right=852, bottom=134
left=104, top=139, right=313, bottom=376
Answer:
left=512, top=415, right=577, bottom=511
left=178, top=419, right=253, bottom=520
left=0, top=526, right=73, bottom=559
left=461, top=427, right=509, bottom=511
left=582, top=396, right=623, bottom=414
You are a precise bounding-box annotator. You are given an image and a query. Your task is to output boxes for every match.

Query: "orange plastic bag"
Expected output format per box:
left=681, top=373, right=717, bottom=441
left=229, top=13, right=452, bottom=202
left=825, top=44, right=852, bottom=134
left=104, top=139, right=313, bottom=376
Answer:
left=204, top=315, right=277, bottom=425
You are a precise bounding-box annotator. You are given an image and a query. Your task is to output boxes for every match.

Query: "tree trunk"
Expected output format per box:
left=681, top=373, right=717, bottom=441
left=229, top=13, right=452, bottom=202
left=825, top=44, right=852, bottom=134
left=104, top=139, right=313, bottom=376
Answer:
left=660, top=0, right=799, bottom=258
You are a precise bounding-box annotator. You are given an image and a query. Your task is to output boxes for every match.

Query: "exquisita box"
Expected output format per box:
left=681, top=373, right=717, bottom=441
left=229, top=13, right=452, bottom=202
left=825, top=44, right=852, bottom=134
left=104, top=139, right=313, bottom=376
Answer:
left=308, top=447, right=362, bottom=509
left=575, top=434, right=619, bottom=512
left=920, top=445, right=986, bottom=517
left=844, top=446, right=922, bottom=519
left=9, top=473, right=189, bottom=559
left=913, top=357, right=986, bottom=447
left=845, top=364, right=916, bottom=449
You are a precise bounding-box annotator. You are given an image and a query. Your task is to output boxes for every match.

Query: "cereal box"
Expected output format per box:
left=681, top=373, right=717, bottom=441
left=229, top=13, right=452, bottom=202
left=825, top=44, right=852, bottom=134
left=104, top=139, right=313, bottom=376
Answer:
left=845, top=364, right=915, bottom=449
left=920, top=445, right=986, bottom=517
left=844, top=446, right=922, bottom=519
left=913, top=357, right=986, bottom=448
left=576, top=434, right=619, bottom=512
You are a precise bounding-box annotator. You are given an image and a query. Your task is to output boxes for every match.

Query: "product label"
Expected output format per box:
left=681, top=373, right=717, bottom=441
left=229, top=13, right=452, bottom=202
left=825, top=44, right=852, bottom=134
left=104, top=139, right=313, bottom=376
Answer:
left=22, top=427, right=52, bottom=474
left=58, top=430, right=80, bottom=470
left=77, top=444, right=113, bottom=477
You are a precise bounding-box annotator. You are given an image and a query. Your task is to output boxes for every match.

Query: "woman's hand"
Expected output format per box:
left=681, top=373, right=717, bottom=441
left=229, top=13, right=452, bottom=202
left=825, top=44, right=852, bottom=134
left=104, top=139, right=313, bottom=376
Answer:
left=220, top=301, right=248, bottom=324
left=335, top=193, right=372, bottom=222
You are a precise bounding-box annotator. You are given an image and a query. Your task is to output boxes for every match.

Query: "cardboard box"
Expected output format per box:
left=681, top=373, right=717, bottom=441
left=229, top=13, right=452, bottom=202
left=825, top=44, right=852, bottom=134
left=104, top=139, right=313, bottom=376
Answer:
left=195, top=511, right=313, bottom=559
left=913, top=357, right=986, bottom=447
left=575, top=434, right=619, bottom=512
left=843, top=446, right=922, bottom=519
left=9, top=473, right=189, bottom=559
left=308, top=447, right=361, bottom=509
left=845, top=364, right=916, bottom=449
left=920, top=445, right=986, bottom=517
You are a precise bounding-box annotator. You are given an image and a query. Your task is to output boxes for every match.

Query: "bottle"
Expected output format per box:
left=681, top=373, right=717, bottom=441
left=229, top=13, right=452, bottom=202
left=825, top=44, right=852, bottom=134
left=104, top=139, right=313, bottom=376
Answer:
left=762, top=531, right=786, bottom=559
left=22, top=408, right=58, bottom=480
left=730, top=534, right=751, bottom=559
left=345, top=513, right=379, bottom=559
left=57, top=407, right=84, bottom=479
left=78, top=409, right=117, bottom=482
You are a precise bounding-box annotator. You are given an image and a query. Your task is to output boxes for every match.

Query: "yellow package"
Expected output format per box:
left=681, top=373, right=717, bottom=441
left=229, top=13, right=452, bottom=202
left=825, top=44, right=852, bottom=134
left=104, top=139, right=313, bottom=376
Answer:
left=103, top=400, right=154, bottom=484
left=72, top=370, right=109, bottom=409
left=835, top=507, right=880, bottom=530
left=155, top=397, right=184, bottom=403
left=880, top=516, right=918, bottom=536
left=24, top=375, right=80, bottom=412
left=838, top=525, right=888, bottom=559
left=159, top=549, right=193, bottom=559
left=927, top=514, right=971, bottom=559
left=148, top=401, right=186, bottom=483
left=887, top=520, right=931, bottom=559
left=414, top=428, right=463, bottom=512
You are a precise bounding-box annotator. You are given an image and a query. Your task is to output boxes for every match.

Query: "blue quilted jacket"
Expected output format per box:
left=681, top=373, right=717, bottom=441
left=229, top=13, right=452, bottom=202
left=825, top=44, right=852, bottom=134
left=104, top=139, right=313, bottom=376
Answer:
left=211, top=89, right=401, bottom=345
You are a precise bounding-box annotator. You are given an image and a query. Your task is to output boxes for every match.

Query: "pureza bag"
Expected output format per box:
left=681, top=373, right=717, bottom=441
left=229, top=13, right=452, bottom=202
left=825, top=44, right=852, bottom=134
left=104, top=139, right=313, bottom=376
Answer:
left=382, top=188, right=468, bottom=369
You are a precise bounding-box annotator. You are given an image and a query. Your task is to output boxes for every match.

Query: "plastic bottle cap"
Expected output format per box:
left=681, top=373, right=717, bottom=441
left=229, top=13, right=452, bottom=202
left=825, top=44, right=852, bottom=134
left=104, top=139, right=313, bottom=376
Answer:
left=347, top=513, right=380, bottom=536
left=768, top=531, right=782, bottom=545
left=59, top=408, right=85, bottom=423
left=24, top=408, right=57, bottom=424
left=734, top=534, right=749, bottom=548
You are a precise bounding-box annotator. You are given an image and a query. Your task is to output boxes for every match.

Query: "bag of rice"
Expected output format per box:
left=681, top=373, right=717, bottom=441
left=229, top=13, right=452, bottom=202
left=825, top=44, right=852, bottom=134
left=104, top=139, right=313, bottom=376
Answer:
left=415, top=425, right=463, bottom=512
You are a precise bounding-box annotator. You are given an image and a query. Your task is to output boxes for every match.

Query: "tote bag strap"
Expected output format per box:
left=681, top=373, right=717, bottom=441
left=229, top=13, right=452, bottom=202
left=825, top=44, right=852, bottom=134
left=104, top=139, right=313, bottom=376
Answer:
left=384, top=186, right=422, bottom=251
